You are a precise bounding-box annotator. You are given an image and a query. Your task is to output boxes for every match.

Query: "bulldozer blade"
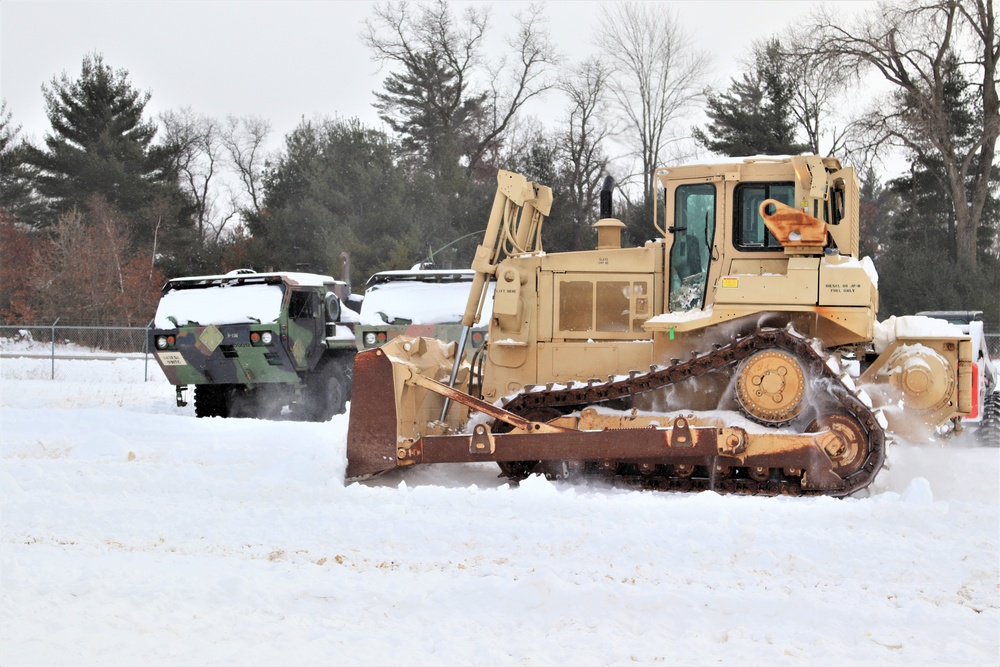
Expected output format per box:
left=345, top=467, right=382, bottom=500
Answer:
left=346, top=348, right=401, bottom=479
left=406, top=424, right=847, bottom=492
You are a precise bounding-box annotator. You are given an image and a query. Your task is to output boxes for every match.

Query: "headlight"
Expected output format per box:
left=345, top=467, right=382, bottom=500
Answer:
left=156, top=335, right=168, bottom=349
left=261, top=331, right=273, bottom=345
left=364, top=332, right=377, bottom=346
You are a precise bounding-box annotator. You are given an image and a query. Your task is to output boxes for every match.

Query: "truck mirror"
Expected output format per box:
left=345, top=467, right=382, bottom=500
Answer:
left=325, top=293, right=342, bottom=322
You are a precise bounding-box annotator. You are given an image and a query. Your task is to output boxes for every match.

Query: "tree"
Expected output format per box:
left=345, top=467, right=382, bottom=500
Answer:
left=558, top=58, right=613, bottom=250
left=160, top=108, right=231, bottom=246
left=595, top=2, right=710, bottom=203
left=803, top=0, right=999, bottom=272
left=780, top=39, right=853, bottom=155
left=16, top=205, right=163, bottom=325
left=363, top=0, right=558, bottom=181
left=694, top=39, right=809, bottom=156
left=250, top=117, right=415, bottom=282
left=220, top=115, right=271, bottom=222
left=0, top=101, right=46, bottom=225
left=25, top=52, right=193, bottom=270
left=860, top=57, right=1000, bottom=329
left=0, top=218, right=44, bottom=322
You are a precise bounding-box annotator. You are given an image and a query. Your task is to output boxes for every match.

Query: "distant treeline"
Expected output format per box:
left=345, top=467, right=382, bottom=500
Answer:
left=1, top=1, right=996, bottom=327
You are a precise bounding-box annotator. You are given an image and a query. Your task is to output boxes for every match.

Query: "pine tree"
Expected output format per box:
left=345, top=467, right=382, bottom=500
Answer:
left=25, top=52, right=192, bottom=269
left=373, top=49, right=485, bottom=183
left=0, top=102, right=46, bottom=225
left=250, top=118, right=415, bottom=281
left=694, top=39, right=808, bottom=157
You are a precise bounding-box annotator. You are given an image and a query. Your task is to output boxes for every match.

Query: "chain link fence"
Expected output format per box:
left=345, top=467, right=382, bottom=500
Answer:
left=987, top=334, right=1000, bottom=360
left=0, top=323, right=165, bottom=383
left=2, top=322, right=998, bottom=385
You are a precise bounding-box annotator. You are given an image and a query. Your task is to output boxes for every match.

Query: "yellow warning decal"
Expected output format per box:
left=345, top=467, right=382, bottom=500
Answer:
left=721, top=277, right=739, bottom=289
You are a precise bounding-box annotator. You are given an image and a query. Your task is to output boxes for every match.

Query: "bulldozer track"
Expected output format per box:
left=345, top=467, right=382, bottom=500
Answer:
left=495, top=327, right=888, bottom=497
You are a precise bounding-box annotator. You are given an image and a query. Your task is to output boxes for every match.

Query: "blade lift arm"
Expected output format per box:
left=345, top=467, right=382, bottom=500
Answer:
left=441, top=171, right=552, bottom=420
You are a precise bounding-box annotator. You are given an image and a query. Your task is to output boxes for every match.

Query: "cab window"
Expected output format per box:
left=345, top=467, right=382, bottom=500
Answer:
left=289, top=290, right=319, bottom=320
left=669, top=183, right=715, bottom=312
left=734, top=182, right=794, bottom=250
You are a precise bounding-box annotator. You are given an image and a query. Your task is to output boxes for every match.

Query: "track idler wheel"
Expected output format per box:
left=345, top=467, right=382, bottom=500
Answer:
left=736, top=349, right=807, bottom=424
left=808, top=413, right=868, bottom=476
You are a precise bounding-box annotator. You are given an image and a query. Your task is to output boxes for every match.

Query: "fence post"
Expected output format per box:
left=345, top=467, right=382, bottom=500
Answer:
left=144, top=318, right=153, bottom=382
left=50, top=317, right=60, bottom=380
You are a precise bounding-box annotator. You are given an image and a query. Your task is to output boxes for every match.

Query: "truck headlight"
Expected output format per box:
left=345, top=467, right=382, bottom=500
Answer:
left=156, top=335, right=168, bottom=349
left=364, top=332, right=377, bottom=346
left=261, top=331, right=273, bottom=345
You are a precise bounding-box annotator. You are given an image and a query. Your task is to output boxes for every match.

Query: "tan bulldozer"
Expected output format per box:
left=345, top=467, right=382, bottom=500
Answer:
left=346, top=156, right=994, bottom=496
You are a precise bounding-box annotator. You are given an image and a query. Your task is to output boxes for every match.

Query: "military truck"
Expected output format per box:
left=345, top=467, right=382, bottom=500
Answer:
left=346, top=157, right=990, bottom=496
left=355, top=269, right=492, bottom=356
left=149, top=271, right=357, bottom=421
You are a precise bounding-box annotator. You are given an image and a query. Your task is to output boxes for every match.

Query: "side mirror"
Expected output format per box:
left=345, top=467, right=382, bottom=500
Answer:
left=325, top=293, right=342, bottom=322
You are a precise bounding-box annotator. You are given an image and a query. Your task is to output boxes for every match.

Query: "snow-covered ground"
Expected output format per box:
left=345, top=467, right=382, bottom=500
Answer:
left=1, top=356, right=998, bottom=666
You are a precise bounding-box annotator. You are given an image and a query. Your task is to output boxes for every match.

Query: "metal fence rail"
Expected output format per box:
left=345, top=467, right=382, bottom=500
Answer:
left=1, top=324, right=999, bottom=385
left=0, top=323, right=159, bottom=383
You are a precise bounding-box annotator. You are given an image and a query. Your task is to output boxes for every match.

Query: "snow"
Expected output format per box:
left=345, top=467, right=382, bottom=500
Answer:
left=647, top=306, right=714, bottom=325
left=360, top=279, right=495, bottom=327
left=873, top=316, right=967, bottom=354
left=1, top=356, right=998, bottom=666
left=170, top=271, right=339, bottom=288
left=824, top=254, right=880, bottom=288
left=154, top=283, right=285, bottom=328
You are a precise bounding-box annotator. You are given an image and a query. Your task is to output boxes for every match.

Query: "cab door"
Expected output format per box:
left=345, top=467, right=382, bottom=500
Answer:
left=667, top=182, right=717, bottom=312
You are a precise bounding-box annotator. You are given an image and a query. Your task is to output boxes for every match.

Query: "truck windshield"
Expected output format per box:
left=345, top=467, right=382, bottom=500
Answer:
left=154, top=283, right=285, bottom=328
left=669, top=183, right=716, bottom=312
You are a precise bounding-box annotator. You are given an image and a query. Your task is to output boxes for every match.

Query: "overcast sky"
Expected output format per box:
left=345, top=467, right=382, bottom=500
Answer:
left=2, top=1, right=875, bottom=159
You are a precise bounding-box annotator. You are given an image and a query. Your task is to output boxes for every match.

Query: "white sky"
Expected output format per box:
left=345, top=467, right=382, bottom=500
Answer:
left=1, top=0, right=877, bottom=161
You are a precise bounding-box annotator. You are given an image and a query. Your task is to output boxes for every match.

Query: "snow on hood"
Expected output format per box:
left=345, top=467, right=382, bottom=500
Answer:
left=873, top=315, right=966, bottom=354
left=154, top=283, right=285, bottom=328
left=360, top=280, right=495, bottom=327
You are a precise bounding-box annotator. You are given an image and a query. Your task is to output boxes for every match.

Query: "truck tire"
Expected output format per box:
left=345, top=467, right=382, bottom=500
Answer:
left=979, top=392, right=1000, bottom=447
left=226, top=387, right=259, bottom=419
left=302, top=356, right=352, bottom=421
left=194, top=385, right=228, bottom=418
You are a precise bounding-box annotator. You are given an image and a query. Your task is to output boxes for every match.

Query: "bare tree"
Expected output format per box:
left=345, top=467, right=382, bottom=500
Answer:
left=161, top=110, right=270, bottom=260
left=221, top=114, right=270, bottom=220
left=595, top=2, right=711, bottom=201
left=803, top=0, right=998, bottom=271
left=363, top=0, right=558, bottom=178
left=766, top=38, right=853, bottom=156
left=160, top=107, right=226, bottom=243
left=560, top=58, right=614, bottom=247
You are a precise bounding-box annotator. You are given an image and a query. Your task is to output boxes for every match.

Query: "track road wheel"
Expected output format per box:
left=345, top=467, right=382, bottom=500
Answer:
left=808, top=413, right=868, bottom=477
left=736, top=349, right=807, bottom=424
left=494, top=406, right=562, bottom=483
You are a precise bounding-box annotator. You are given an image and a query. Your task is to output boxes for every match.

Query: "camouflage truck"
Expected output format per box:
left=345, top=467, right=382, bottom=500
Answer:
left=149, top=271, right=358, bottom=421
left=355, top=269, right=492, bottom=357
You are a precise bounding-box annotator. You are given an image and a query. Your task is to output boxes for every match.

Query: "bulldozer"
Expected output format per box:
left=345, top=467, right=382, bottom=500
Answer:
left=346, top=156, right=991, bottom=496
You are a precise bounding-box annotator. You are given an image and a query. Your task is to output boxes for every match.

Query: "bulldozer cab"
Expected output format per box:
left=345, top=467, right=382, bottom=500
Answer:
left=655, top=156, right=859, bottom=321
